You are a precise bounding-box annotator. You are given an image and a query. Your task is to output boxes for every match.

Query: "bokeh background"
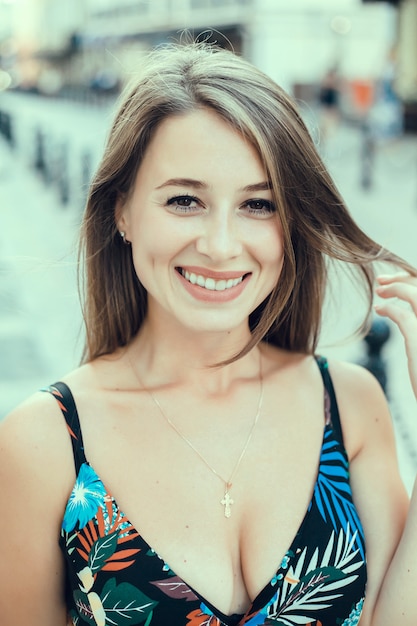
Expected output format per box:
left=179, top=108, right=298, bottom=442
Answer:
left=0, top=0, right=416, bottom=485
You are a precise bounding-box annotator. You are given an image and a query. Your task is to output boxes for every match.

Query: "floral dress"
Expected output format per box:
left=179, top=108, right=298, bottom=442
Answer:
left=43, top=356, right=367, bottom=626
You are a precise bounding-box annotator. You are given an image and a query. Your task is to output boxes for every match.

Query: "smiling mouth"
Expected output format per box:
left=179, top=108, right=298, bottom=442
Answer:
left=177, top=268, right=248, bottom=291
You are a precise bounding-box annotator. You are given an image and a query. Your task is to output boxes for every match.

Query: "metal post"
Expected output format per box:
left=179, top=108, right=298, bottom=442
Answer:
left=360, top=119, right=375, bottom=190
left=362, top=318, right=391, bottom=394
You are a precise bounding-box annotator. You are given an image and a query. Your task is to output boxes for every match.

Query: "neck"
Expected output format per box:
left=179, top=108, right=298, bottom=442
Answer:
left=127, top=320, right=260, bottom=397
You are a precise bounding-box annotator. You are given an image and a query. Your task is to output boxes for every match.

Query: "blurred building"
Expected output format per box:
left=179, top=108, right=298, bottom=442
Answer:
left=396, top=0, right=417, bottom=131
left=77, top=0, right=401, bottom=90
left=0, top=0, right=85, bottom=93
left=362, top=0, right=417, bottom=131
left=0, top=0, right=415, bottom=128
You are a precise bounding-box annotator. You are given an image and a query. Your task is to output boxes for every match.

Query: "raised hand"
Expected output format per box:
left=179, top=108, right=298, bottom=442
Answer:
left=375, top=273, right=417, bottom=399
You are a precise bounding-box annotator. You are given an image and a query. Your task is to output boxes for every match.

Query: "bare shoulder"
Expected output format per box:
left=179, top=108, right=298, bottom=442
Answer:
left=0, top=359, right=101, bottom=481
left=326, top=358, right=394, bottom=460
left=0, top=359, right=99, bottom=461
left=260, top=344, right=386, bottom=407
left=0, top=389, right=75, bottom=496
left=326, top=358, right=389, bottom=418
left=0, top=389, right=77, bottom=624
left=327, top=358, right=386, bottom=397
left=260, top=343, right=317, bottom=377
left=1, top=390, right=65, bottom=451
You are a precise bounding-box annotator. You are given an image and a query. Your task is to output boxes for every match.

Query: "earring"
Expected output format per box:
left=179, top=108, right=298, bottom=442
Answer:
left=119, top=231, right=130, bottom=245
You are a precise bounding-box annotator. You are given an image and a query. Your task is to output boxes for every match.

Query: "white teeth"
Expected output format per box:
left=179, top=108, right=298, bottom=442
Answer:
left=182, top=270, right=244, bottom=291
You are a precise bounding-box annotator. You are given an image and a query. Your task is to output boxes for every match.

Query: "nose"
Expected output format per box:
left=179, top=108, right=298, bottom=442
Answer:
left=195, top=210, right=243, bottom=261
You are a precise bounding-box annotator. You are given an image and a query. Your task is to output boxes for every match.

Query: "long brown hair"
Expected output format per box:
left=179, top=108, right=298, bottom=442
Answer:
left=79, top=41, right=415, bottom=363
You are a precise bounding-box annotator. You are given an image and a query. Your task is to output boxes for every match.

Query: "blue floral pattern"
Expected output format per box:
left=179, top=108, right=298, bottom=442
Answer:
left=63, top=462, right=107, bottom=532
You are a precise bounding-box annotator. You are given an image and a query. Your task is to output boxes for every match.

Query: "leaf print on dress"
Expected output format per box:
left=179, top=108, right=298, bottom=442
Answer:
left=74, top=588, right=106, bottom=625
left=150, top=575, right=199, bottom=602
left=313, top=429, right=365, bottom=560
left=265, top=525, right=365, bottom=625
left=102, top=578, right=157, bottom=625
left=68, top=611, right=80, bottom=626
left=87, top=532, right=120, bottom=574
left=63, top=464, right=107, bottom=532
left=66, top=496, right=140, bottom=574
left=74, top=577, right=157, bottom=626
left=340, top=597, right=364, bottom=626
left=186, top=604, right=223, bottom=626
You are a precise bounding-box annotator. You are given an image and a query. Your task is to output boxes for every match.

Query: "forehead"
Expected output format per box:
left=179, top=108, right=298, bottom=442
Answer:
left=136, top=108, right=266, bottom=185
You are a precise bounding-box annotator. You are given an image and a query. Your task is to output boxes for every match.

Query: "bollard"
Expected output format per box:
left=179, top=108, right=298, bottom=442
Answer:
left=0, top=111, right=6, bottom=140
left=360, top=120, right=375, bottom=190
left=5, top=113, right=14, bottom=148
left=361, top=318, right=391, bottom=394
left=57, top=141, right=70, bottom=206
left=80, top=150, right=92, bottom=202
left=34, top=128, right=47, bottom=179
left=0, top=111, right=14, bottom=147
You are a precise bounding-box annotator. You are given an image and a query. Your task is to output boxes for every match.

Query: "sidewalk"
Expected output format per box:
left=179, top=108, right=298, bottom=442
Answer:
left=0, top=92, right=114, bottom=416
left=0, top=93, right=417, bottom=488
left=0, top=138, right=80, bottom=414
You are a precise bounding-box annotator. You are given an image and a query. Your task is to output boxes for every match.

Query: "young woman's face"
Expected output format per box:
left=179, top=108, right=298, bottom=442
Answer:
left=118, top=108, right=284, bottom=338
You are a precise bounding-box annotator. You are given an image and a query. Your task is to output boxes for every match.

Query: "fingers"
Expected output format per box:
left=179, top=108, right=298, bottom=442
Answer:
left=377, top=273, right=417, bottom=285
left=375, top=272, right=417, bottom=342
left=376, top=274, right=417, bottom=316
left=375, top=273, right=417, bottom=399
left=375, top=301, right=417, bottom=347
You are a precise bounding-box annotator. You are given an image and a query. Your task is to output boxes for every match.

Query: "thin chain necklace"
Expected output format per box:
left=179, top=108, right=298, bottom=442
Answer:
left=129, top=352, right=264, bottom=518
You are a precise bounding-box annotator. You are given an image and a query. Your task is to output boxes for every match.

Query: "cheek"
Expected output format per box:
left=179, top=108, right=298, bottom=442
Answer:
left=257, top=224, right=285, bottom=270
left=130, top=214, right=188, bottom=272
left=258, top=231, right=285, bottom=294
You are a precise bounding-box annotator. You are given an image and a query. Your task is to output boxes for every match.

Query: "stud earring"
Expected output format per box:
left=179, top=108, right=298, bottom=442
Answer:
left=119, top=231, right=130, bottom=245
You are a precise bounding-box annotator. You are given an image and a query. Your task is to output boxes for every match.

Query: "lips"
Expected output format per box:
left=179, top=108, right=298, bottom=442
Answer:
left=175, top=266, right=251, bottom=303
left=179, top=268, right=245, bottom=291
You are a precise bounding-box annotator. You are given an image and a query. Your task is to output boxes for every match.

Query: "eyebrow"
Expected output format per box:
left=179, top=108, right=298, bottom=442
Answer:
left=155, top=178, right=272, bottom=192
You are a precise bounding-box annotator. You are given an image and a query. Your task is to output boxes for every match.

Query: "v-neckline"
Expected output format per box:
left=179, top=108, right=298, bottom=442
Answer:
left=70, top=416, right=329, bottom=626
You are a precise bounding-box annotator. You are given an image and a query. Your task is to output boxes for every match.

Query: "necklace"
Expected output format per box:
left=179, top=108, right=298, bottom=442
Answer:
left=129, top=352, right=264, bottom=518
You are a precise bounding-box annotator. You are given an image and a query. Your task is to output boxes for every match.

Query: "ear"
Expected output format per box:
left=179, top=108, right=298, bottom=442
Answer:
left=115, top=195, right=130, bottom=238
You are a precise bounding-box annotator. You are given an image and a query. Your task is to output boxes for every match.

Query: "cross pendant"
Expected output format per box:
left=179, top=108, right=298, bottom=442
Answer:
left=221, top=489, right=234, bottom=518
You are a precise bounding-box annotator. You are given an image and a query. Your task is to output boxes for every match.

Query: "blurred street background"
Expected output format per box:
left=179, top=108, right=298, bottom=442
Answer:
left=1, top=0, right=417, bottom=488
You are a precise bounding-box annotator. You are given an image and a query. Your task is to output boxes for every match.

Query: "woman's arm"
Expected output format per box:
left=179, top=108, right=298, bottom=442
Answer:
left=329, top=360, right=409, bottom=626
left=371, top=477, right=417, bottom=624
left=367, top=273, right=417, bottom=624
left=0, top=393, right=74, bottom=625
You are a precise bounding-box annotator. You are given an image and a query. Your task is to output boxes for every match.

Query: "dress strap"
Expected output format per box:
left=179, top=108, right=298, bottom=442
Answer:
left=42, top=382, right=87, bottom=473
left=315, top=355, right=345, bottom=446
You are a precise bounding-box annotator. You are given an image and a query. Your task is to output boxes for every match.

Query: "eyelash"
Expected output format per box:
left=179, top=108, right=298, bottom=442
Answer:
left=165, top=195, right=276, bottom=216
left=245, top=199, right=276, bottom=215
left=166, top=194, right=199, bottom=212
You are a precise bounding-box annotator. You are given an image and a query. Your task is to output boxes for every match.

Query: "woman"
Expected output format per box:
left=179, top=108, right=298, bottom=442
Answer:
left=0, top=42, right=416, bottom=626
left=318, top=67, right=341, bottom=143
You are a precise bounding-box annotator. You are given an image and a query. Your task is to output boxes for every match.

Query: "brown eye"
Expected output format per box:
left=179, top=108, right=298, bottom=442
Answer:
left=166, top=195, right=200, bottom=213
left=170, top=196, right=193, bottom=206
left=245, top=199, right=275, bottom=215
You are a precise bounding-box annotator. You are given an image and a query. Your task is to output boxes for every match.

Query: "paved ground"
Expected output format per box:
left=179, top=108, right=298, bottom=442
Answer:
left=0, top=92, right=112, bottom=413
left=0, top=91, right=416, bottom=488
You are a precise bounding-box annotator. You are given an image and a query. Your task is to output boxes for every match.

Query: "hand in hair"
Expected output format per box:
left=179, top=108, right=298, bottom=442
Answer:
left=375, top=273, right=417, bottom=399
